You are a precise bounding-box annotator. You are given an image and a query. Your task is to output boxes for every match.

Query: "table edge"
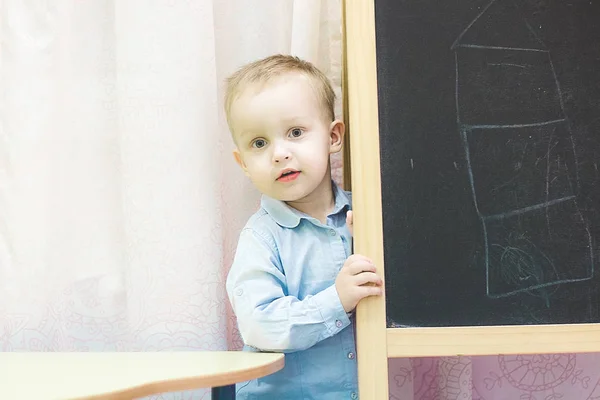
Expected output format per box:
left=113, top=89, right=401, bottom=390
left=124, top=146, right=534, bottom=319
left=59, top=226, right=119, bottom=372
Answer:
left=70, top=353, right=285, bottom=400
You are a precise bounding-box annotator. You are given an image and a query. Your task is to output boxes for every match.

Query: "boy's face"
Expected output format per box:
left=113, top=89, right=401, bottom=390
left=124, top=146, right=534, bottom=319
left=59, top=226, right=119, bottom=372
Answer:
left=230, top=73, right=344, bottom=203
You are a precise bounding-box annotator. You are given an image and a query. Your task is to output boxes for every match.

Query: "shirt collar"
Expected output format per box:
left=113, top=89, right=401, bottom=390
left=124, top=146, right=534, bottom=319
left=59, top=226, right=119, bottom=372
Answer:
left=261, top=181, right=351, bottom=228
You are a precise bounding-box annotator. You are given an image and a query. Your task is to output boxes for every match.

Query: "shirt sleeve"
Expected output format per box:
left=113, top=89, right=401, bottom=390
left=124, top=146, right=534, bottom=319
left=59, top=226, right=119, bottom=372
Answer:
left=226, top=228, right=351, bottom=353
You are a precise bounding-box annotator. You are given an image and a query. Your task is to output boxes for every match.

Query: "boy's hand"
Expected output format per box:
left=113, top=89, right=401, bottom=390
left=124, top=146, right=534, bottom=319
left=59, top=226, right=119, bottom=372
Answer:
left=346, top=210, right=353, bottom=236
left=335, top=254, right=383, bottom=313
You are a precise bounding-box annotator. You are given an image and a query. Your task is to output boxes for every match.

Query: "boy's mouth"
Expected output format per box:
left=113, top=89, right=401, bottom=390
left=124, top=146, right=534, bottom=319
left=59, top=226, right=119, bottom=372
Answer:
left=277, top=169, right=300, bottom=182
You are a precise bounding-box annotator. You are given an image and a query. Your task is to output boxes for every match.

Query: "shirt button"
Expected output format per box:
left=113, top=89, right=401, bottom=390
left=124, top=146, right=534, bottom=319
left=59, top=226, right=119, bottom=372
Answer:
left=235, top=288, right=243, bottom=296
left=329, top=229, right=336, bottom=236
left=351, top=392, right=358, bottom=399
left=347, top=352, right=355, bottom=359
left=335, top=320, right=343, bottom=328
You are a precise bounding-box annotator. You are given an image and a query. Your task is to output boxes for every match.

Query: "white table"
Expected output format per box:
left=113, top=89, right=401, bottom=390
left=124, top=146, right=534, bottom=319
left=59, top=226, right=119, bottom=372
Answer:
left=0, top=351, right=284, bottom=399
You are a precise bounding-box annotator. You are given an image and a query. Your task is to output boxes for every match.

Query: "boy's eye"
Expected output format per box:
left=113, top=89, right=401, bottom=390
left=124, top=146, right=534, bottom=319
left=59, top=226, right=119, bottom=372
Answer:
left=252, top=139, right=267, bottom=149
left=289, top=128, right=303, bottom=138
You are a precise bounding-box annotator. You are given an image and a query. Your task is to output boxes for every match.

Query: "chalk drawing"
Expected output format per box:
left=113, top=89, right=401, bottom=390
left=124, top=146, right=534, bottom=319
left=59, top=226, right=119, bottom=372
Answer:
left=452, top=0, right=594, bottom=299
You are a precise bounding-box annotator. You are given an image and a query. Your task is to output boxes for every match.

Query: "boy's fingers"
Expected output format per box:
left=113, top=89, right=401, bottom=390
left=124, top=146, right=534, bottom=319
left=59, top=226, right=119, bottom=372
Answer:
left=353, top=272, right=382, bottom=286
left=358, top=285, right=383, bottom=298
left=345, top=261, right=376, bottom=275
left=346, top=254, right=372, bottom=265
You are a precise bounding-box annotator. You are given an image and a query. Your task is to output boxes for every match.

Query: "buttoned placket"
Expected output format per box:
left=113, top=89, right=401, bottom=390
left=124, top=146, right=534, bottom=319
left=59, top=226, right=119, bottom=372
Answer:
left=323, top=215, right=358, bottom=399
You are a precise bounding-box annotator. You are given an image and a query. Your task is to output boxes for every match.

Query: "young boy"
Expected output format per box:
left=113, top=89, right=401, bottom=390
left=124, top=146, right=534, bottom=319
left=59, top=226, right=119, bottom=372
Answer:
left=225, top=54, right=383, bottom=399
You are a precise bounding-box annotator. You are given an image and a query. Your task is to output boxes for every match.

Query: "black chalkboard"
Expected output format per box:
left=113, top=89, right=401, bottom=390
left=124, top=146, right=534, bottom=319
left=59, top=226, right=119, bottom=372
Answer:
left=375, top=0, right=600, bottom=327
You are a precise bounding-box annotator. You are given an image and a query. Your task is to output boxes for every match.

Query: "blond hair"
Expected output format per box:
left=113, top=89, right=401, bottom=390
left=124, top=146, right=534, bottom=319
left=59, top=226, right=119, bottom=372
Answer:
left=224, top=54, right=336, bottom=130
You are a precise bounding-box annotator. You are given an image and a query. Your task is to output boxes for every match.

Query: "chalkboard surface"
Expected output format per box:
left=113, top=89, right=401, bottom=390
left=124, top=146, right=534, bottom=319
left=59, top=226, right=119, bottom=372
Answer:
left=375, top=0, right=600, bottom=327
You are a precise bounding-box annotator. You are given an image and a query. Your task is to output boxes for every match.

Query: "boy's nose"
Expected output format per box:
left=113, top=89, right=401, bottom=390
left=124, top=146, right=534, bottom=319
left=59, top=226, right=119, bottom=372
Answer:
left=273, top=154, right=290, bottom=163
left=272, top=144, right=291, bottom=163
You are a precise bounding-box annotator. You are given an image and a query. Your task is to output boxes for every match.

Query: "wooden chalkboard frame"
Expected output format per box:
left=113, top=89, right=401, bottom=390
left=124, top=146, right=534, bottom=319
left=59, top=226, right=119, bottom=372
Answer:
left=342, top=1, right=600, bottom=399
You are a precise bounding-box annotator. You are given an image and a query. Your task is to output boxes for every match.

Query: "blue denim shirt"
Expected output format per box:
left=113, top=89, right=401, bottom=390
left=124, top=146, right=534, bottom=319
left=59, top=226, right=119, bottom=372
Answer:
left=226, top=183, right=358, bottom=399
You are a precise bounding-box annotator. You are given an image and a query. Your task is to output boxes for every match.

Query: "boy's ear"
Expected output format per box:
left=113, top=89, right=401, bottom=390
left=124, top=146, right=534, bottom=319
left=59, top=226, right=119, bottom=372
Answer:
left=329, top=119, right=345, bottom=154
left=233, top=149, right=250, bottom=176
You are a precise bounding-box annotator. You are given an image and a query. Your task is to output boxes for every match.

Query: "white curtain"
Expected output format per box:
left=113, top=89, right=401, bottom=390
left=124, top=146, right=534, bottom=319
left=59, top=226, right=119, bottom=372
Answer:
left=0, top=0, right=342, bottom=398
